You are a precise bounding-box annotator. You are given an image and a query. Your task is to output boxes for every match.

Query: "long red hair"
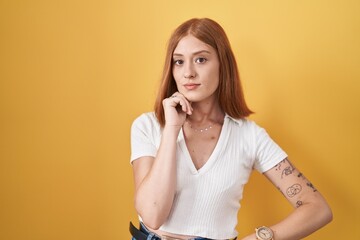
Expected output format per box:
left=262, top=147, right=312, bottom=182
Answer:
left=154, top=18, right=253, bottom=126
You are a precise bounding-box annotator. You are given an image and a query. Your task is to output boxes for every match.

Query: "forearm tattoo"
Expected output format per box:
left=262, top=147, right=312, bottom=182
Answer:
left=286, top=184, right=302, bottom=198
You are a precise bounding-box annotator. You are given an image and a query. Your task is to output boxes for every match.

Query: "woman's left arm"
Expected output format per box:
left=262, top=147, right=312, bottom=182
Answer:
left=242, top=157, right=333, bottom=240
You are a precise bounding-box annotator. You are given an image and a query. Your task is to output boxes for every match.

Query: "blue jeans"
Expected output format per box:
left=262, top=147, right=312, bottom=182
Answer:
left=131, top=222, right=236, bottom=240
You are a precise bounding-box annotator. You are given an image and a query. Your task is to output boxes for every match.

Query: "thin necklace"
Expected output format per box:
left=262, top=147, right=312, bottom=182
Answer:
left=185, top=120, right=213, bottom=133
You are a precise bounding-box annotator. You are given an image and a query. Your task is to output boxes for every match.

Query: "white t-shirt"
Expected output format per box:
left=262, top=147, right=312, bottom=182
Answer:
left=130, top=112, right=287, bottom=239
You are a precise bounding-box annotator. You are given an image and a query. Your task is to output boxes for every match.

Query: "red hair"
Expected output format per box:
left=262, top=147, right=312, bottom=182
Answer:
left=154, top=18, right=253, bottom=126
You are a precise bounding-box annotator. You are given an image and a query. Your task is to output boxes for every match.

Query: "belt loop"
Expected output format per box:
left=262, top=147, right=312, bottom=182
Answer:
left=147, top=232, right=155, bottom=240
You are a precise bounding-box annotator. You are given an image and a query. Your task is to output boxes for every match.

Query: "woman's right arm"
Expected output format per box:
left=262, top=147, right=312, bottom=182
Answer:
left=132, top=93, right=192, bottom=229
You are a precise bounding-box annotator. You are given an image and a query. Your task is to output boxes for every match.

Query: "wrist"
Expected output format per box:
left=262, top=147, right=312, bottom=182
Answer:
left=162, top=124, right=182, bottom=139
left=163, top=123, right=182, bottom=131
left=255, top=226, right=274, bottom=240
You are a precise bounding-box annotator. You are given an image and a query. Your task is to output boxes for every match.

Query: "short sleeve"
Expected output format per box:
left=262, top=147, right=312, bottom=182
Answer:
left=253, top=126, right=288, bottom=173
left=130, top=113, right=159, bottom=163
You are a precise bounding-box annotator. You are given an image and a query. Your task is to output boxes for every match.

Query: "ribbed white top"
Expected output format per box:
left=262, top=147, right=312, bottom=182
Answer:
left=131, top=112, right=287, bottom=239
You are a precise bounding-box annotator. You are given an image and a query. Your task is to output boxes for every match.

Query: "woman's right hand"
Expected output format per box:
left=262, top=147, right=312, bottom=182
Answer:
left=133, top=92, right=191, bottom=228
left=162, top=92, right=192, bottom=128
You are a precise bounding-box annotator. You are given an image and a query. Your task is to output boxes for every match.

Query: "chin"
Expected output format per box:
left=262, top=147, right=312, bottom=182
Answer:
left=186, top=94, right=216, bottom=103
left=180, top=90, right=216, bottom=103
left=183, top=95, right=202, bottom=102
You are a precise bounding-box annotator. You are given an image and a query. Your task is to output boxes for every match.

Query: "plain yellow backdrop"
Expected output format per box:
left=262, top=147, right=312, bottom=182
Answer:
left=0, top=0, right=359, bottom=239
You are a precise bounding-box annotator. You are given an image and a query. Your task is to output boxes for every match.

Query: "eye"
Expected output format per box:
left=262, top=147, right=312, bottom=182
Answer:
left=195, top=57, right=207, bottom=64
left=173, top=59, right=184, bottom=65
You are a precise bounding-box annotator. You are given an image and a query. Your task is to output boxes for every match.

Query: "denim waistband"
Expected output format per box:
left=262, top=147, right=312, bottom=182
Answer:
left=139, top=222, right=161, bottom=240
left=138, top=222, right=236, bottom=240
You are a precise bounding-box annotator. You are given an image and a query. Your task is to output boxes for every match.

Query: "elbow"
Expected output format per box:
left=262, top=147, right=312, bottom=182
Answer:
left=142, top=218, right=162, bottom=230
left=136, top=211, right=163, bottom=230
left=313, top=200, right=333, bottom=227
left=134, top=199, right=164, bottom=230
left=322, top=204, right=333, bottom=225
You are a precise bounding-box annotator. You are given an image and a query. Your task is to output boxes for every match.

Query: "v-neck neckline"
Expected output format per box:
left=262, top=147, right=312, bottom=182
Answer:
left=178, top=115, right=229, bottom=175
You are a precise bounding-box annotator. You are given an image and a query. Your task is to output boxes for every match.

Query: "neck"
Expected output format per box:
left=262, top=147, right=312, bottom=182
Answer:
left=187, top=98, right=224, bottom=125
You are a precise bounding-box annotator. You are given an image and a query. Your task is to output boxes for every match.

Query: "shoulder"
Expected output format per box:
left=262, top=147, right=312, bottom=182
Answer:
left=132, top=112, right=158, bottom=126
left=131, top=112, right=161, bottom=134
left=225, top=116, right=271, bottom=147
left=226, top=115, right=263, bottom=133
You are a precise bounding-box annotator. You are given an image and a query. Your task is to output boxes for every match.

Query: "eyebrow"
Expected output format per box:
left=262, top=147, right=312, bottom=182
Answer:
left=173, top=50, right=211, bottom=57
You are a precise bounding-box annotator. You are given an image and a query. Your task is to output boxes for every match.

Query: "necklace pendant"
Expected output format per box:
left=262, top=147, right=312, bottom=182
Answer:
left=187, top=121, right=213, bottom=133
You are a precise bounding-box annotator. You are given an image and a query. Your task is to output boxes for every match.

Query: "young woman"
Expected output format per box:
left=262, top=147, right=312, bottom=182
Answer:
left=129, top=18, right=332, bottom=240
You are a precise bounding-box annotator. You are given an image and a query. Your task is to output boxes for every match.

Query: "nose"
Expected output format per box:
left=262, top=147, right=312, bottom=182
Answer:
left=184, top=62, right=196, bottom=79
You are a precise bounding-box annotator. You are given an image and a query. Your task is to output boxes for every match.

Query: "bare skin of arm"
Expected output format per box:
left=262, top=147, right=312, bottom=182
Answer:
left=132, top=93, right=192, bottom=230
left=241, top=158, right=333, bottom=240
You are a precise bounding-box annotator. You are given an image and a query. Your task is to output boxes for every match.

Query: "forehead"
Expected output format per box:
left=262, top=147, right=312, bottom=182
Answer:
left=173, top=35, right=214, bottom=54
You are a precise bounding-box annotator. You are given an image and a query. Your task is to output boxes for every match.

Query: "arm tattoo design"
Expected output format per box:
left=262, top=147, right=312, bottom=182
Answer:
left=307, top=182, right=318, bottom=192
left=275, top=158, right=295, bottom=178
left=296, top=200, right=303, bottom=208
left=275, top=160, right=286, bottom=171
left=298, top=173, right=317, bottom=192
left=286, top=184, right=302, bottom=198
left=282, top=166, right=295, bottom=178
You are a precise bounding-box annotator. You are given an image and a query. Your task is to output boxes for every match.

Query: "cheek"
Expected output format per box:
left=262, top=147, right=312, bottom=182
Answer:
left=211, top=77, right=220, bottom=91
left=172, top=69, right=182, bottom=86
left=172, top=66, right=180, bottom=78
left=207, top=66, right=220, bottom=86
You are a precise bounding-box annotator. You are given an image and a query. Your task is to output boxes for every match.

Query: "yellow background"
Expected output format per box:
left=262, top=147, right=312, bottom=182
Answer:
left=0, top=0, right=359, bottom=239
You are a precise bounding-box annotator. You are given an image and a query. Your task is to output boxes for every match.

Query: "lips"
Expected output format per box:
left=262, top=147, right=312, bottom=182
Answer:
left=184, top=83, right=200, bottom=90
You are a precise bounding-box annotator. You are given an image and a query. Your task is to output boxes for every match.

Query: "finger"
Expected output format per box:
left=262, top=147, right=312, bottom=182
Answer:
left=178, top=97, right=191, bottom=115
left=172, top=97, right=187, bottom=113
left=180, top=99, right=188, bottom=113
left=171, top=93, right=192, bottom=115
left=163, top=96, right=186, bottom=114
